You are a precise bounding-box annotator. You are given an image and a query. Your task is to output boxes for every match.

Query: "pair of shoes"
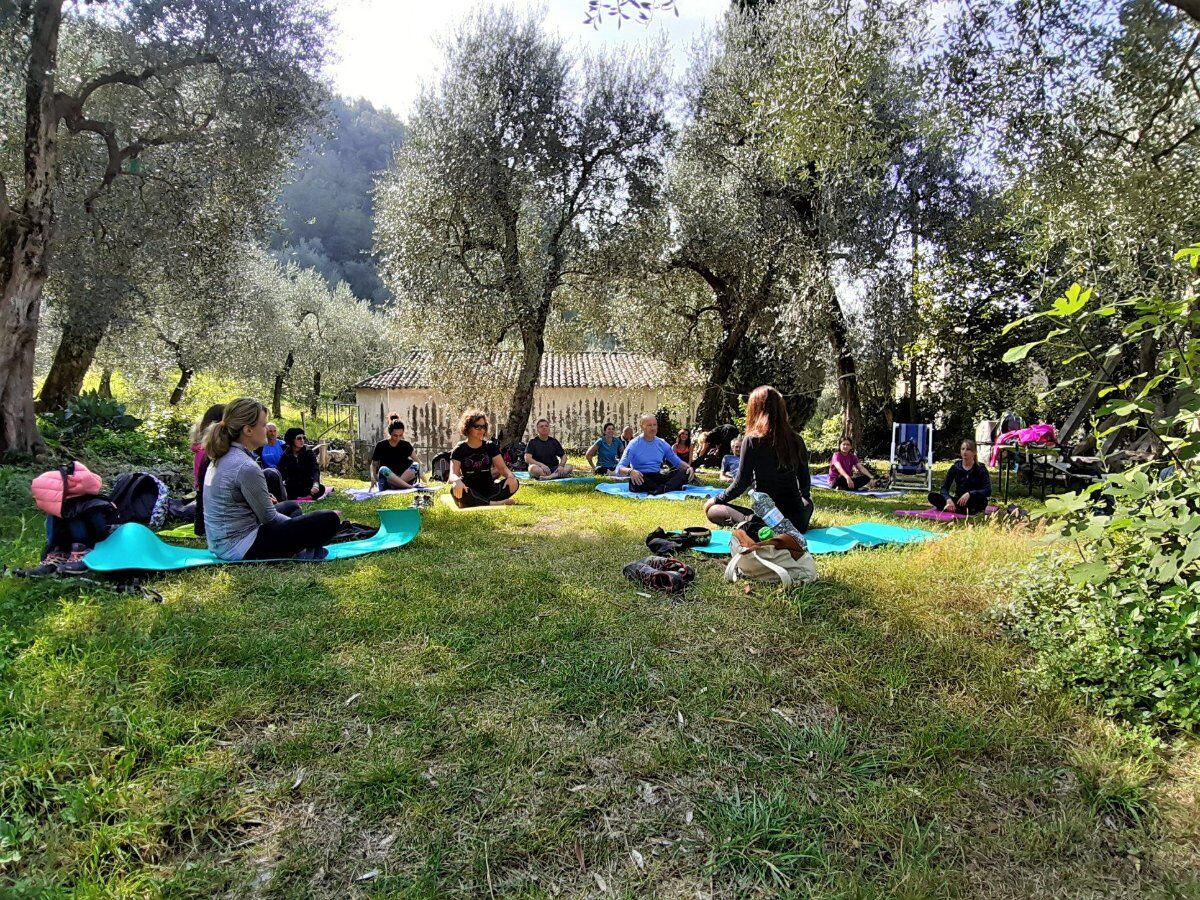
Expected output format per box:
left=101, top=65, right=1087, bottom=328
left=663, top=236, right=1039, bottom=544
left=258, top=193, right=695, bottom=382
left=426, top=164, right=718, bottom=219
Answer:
left=623, top=555, right=695, bottom=594
left=645, top=527, right=712, bottom=555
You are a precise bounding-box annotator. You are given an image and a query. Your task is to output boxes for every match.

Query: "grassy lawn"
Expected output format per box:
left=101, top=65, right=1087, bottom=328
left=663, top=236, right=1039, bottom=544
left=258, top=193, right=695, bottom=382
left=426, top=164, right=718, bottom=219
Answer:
left=2, top=467, right=1199, bottom=897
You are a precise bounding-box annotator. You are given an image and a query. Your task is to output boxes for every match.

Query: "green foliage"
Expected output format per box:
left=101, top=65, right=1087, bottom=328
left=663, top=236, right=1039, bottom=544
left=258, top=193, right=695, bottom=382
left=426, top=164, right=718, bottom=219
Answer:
left=42, top=391, right=139, bottom=443
left=83, top=428, right=187, bottom=469
left=1001, top=251, right=1200, bottom=730
left=803, top=414, right=844, bottom=458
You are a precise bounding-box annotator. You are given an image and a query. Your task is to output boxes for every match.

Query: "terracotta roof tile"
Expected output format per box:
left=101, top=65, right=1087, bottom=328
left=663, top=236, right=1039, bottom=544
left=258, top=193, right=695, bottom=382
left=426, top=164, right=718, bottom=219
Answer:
left=358, top=351, right=701, bottom=391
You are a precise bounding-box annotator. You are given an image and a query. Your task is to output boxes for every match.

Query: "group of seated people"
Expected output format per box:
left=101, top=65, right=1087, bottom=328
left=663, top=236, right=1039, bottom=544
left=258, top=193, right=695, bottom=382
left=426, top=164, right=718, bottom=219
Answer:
left=190, top=389, right=993, bottom=561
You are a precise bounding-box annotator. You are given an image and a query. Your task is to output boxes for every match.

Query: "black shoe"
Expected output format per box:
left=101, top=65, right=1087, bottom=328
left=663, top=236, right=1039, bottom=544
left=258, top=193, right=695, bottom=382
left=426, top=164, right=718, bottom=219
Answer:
left=57, top=543, right=90, bottom=575
left=639, top=555, right=696, bottom=583
left=623, top=560, right=686, bottom=593
left=295, top=546, right=329, bottom=561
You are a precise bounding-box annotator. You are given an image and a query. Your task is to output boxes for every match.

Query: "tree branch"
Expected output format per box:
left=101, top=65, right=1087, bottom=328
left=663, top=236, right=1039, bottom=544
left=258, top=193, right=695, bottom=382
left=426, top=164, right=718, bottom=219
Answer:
left=1162, top=0, right=1200, bottom=26
left=75, top=54, right=220, bottom=107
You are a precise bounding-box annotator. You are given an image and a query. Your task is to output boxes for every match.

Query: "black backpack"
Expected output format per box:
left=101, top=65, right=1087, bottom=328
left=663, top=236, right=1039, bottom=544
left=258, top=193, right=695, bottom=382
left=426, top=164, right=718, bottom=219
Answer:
left=110, top=472, right=170, bottom=528
left=503, top=440, right=528, bottom=471
left=895, top=439, right=921, bottom=468
left=430, top=452, right=452, bottom=483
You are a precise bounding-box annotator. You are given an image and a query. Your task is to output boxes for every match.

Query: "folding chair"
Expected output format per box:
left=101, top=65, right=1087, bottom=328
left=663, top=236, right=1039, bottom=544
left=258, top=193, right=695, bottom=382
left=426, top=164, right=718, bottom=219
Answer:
left=890, top=423, right=934, bottom=492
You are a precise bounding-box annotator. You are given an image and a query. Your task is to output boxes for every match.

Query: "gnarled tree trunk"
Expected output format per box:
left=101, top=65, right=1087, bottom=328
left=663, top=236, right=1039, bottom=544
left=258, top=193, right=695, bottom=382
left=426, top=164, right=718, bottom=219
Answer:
left=272, top=350, right=294, bottom=418
left=98, top=367, right=113, bottom=398
left=695, top=308, right=753, bottom=430
left=498, top=324, right=546, bottom=449
left=824, top=286, right=863, bottom=448
left=169, top=366, right=194, bottom=405
left=37, top=311, right=108, bottom=412
left=0, top=0, right=62, bottom=457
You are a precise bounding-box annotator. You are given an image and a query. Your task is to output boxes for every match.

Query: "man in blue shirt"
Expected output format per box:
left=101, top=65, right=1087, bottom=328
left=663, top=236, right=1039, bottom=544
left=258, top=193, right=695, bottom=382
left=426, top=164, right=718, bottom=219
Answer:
left=616, top=414, right=694, bottom=494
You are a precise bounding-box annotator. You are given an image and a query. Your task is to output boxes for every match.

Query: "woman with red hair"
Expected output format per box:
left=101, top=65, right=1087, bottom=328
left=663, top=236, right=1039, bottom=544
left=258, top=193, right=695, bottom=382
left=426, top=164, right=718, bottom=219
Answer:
left=703, top=385, right=813, bottom=533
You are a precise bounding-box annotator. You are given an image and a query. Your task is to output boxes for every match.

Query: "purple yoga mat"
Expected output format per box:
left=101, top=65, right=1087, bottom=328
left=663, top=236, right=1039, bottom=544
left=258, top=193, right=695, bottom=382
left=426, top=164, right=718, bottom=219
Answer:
left=895, top=506, right=998, bottom=522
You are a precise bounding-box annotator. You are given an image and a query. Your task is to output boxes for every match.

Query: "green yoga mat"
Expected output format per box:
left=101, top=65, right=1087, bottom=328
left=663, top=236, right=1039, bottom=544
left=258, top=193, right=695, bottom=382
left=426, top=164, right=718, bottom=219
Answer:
left=84, top=508, right=421, bottom=573
left=691, top=521, right=942, bottom=556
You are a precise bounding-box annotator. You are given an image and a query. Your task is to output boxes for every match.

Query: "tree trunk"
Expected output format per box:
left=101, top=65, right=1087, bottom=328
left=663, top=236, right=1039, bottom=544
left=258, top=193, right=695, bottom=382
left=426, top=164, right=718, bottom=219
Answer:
left=37, top=311, right=107, bottom=412
left=824, top=286, right=863, bottom=447
left=272, top=350, right=294, bottom=418
left=0, top=1, right=63, bottom=457
left=498, top=326, right=545, bottom=449
left=98, top=367, right=113, bottom=398
left=169, top=366, right=194, bottom=405
left=695, top=308, right=753, bottom=430
left=310, top=370, right=320, bottom=417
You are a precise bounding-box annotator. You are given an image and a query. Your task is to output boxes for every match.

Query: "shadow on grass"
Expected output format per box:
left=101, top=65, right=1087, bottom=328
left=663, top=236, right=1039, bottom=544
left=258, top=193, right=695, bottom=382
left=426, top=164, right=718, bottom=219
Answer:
left=0, top=480, right=1193, bottom=897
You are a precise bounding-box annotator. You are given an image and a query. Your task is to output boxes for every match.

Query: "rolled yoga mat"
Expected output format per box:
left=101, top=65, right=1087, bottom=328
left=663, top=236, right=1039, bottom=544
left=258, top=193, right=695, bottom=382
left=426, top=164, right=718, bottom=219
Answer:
left=595, top=481, right=723, bottom=501
left=691, top=521, right=943, bottom=556
left=84, top=508, right=421, bottom=573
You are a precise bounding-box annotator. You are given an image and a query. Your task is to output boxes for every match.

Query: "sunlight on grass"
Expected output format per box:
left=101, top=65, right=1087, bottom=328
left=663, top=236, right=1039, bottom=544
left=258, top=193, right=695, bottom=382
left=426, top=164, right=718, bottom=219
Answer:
left=1, top=476, right=1197, bottom=895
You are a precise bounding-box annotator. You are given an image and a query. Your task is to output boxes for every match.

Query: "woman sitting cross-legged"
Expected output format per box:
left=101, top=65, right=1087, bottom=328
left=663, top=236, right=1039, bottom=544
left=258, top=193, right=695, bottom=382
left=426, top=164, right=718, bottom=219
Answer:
left=828, top=436, right=877, bottom=491
left=277, top=427, right=329, bottom=501
left=449, top=410, right=520, bottom=507
left=703, top=385, right=813, bottom=534
left=202, top=398, right=341, bottom=560
left=929, top=438, right=991, bottom=515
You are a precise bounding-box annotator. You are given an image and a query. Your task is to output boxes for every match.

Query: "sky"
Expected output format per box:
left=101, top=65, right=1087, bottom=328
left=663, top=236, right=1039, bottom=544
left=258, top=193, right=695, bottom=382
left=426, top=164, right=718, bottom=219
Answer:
left=327, top=0, right=732, bottom=119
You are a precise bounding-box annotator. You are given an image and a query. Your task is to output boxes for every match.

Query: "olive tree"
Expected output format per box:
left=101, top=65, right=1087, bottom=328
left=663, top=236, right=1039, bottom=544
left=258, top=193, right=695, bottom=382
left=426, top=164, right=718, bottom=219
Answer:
left=0, top=0, right=327, bottom=456
left=375, top=6, right=669, bottom=447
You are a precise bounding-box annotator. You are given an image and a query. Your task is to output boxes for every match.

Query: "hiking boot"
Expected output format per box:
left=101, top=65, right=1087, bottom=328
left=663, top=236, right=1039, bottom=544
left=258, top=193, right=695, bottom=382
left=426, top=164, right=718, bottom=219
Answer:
left=57, top=543, right=90, bottom=575
left=639, top=555, right=696, bottom=584
left=25, top=550, right=67, bottom=577
left=623, top=559, right=686, bottom=594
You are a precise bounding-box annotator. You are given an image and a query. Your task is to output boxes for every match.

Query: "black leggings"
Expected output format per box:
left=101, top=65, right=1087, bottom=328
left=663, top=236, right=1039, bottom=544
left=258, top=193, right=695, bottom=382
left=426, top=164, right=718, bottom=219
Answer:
left=706, top=499, right=813, bottom=534
left=928, top=491, right=989, bottom=514
left=454, top=478, right=517, bottom=508
left=245, top=510, right=341, bottom=559
left=831, top=473, right=871, bottom=491
left=629, top=469, right=690, bottom=494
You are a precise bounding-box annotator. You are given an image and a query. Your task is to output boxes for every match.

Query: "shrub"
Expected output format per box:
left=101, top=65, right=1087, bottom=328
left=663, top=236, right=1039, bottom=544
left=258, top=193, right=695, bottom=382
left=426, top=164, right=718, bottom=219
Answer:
left=42, top=392, right=140, bottom=443
left=802, top=414, right=843, bottom=459
left=84, top=428, right=187, bottom=469
left=996, top=247, right=1200, bottom=731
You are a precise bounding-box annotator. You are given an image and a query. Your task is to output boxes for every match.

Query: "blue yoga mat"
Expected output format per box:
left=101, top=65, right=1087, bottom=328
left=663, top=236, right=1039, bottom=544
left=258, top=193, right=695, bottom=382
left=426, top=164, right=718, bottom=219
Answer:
left=595, top=481, right=723, bottom=501
left=691, top=521, right=942, bottom=556
left=84, top=508, right=421, bottom=573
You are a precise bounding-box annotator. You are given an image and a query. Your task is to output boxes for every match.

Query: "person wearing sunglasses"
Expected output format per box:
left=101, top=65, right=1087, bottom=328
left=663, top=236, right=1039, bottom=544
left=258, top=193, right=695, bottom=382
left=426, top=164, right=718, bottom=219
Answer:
left=449, top=410, right=520, bottom=507
left=278, top=427, right=330, bottom=501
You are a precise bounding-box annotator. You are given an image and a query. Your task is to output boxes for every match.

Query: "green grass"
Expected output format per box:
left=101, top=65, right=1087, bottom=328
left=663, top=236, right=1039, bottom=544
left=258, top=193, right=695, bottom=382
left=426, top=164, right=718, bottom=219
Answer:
left=1, top=465, right=1199, bottom=897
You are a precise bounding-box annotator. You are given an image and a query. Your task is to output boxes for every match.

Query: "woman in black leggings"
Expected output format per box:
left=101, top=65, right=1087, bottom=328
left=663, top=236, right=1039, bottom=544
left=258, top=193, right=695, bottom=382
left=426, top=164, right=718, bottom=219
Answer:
left=703, top=385, right=813, bottom=534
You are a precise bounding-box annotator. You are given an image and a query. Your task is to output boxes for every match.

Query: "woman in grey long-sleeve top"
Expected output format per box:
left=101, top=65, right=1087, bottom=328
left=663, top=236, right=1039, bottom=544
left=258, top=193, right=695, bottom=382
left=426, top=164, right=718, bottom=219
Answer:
left=201, top=398, right=341, bottom=560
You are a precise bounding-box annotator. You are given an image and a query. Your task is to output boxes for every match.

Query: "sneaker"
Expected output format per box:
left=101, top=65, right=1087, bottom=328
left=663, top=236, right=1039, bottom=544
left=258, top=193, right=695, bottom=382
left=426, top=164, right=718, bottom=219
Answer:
left=57, top=543, right=90, bottom=575
left=623, top=559, right=686, bottom=594
left=25, top=550, right=67, bottom=577
left=639, top=555, right=696, bottom=584
left=295, top=546, right=329, bottom=561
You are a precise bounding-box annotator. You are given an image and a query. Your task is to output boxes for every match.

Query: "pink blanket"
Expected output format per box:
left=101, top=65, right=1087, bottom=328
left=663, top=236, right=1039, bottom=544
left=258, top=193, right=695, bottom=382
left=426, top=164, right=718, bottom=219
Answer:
left=895, top=506, right=998, bottom=522
left=988, top=424, right=1057, bottom=467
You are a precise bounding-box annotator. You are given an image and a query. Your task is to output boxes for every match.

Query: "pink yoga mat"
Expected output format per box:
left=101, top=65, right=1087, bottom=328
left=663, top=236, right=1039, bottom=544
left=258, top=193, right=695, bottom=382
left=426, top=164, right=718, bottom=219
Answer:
left=895, top=506, right=998, bottom=522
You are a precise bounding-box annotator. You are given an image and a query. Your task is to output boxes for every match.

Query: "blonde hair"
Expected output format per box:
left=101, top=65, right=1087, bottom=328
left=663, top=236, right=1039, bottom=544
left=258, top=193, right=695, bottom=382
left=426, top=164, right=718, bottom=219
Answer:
left=190, top=403, right=225, bottom=446
left=202, top=397, right=266, bottom=460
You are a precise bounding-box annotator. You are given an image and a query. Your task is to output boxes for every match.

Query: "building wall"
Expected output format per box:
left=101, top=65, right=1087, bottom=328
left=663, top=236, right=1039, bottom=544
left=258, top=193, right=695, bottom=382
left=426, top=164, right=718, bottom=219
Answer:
left=356, top=386, right=700, bottom=462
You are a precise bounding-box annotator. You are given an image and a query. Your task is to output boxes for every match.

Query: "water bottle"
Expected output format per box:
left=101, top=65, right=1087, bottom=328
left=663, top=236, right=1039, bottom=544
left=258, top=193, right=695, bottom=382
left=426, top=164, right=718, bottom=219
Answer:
left=749, top=490, right=799, bottom=538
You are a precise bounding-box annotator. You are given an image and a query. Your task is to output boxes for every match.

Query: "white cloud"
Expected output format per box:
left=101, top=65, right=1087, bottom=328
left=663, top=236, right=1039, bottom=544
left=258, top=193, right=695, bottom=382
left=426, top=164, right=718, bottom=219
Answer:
left=327, top=0, right=730, bottom=118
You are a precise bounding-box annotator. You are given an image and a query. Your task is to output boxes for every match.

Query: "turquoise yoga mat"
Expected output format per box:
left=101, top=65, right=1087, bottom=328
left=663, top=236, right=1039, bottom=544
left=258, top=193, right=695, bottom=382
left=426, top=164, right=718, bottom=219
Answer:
left=595, top=481, right=723, bottom=501
left=84, top=508, right=421, bottom=573
left=691, top=521, right=942, bottom=556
